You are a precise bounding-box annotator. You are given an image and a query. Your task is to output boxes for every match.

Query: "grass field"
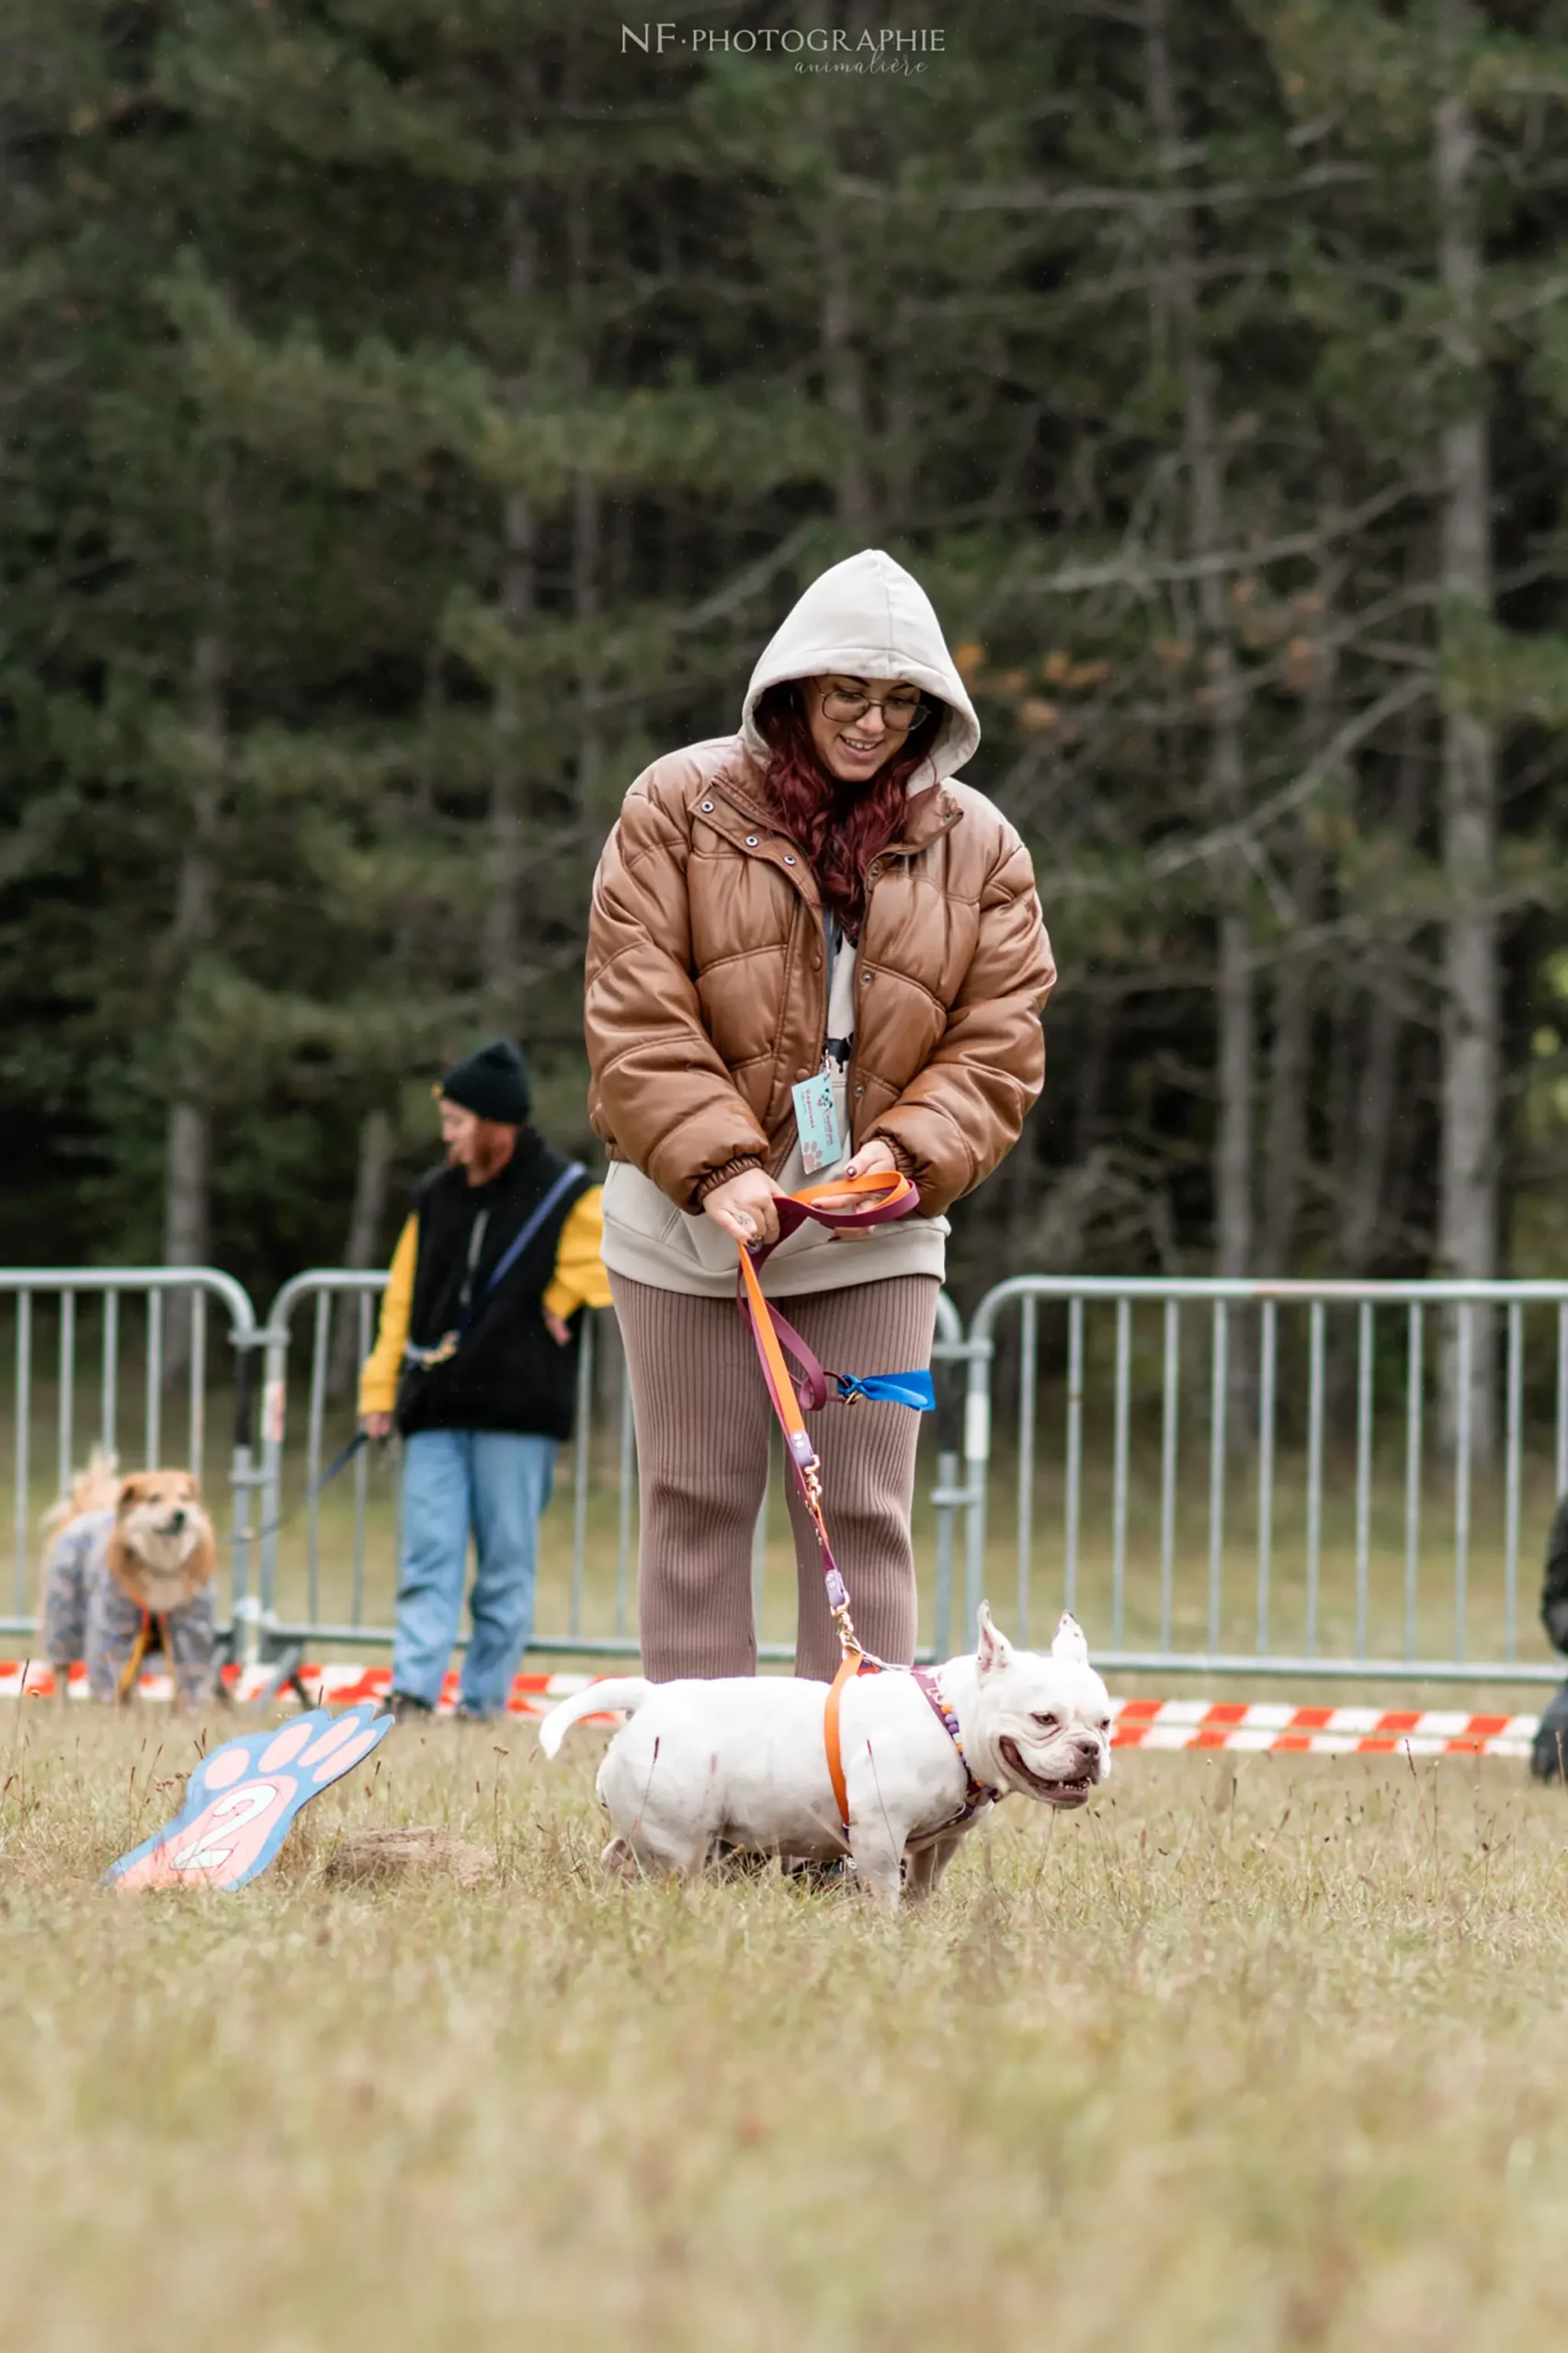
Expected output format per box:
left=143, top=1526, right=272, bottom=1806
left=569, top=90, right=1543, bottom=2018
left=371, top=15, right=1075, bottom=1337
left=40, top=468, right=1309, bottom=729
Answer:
left=6, top=1700, right=1568, bottom=2350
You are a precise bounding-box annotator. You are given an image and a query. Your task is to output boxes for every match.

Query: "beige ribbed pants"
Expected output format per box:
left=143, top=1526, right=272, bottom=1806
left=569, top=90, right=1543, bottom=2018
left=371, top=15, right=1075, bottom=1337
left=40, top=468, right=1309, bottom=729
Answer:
left=610, top=1271, right=940, bottom=1683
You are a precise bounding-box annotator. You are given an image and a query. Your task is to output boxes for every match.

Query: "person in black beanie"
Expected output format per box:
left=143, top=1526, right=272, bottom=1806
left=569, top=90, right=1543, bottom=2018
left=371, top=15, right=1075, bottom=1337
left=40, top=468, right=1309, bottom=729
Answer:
left=359, top=1040, right=609, bottom=1721
left=1530, top=1493, right=1568, bottom=1779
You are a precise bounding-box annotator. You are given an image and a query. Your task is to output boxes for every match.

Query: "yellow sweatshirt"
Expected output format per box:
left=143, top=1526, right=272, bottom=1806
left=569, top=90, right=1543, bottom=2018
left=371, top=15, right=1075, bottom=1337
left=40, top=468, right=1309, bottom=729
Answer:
left=358, top=1185, right=611, bottom=1417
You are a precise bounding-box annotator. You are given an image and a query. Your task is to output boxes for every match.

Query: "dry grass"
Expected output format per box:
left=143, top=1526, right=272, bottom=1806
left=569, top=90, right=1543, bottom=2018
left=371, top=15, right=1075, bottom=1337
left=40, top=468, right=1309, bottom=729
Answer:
left=4, top=1701, right=1568, bottom=2350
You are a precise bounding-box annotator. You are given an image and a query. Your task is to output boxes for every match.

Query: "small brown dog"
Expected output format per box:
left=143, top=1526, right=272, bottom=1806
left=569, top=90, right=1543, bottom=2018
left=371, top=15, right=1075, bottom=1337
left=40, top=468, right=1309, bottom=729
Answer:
left=106, top=1471, right=218, bottom=1613
left=42, top=1462, right=220, bottom=1704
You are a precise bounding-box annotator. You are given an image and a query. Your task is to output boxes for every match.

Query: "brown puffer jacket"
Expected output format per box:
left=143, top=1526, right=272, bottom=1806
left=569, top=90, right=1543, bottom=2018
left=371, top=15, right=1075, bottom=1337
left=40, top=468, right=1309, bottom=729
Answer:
left=585, top=737, right=1054, bottom=1220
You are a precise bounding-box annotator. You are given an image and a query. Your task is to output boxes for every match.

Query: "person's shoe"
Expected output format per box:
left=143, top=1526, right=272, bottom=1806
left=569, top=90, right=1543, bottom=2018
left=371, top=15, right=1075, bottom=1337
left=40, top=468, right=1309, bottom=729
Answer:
left=384, top=1689, right=433, bottom=1724
left=452, top=1702, right=495, bottom=1725
left=780, top=1856, right=850, bottom=1891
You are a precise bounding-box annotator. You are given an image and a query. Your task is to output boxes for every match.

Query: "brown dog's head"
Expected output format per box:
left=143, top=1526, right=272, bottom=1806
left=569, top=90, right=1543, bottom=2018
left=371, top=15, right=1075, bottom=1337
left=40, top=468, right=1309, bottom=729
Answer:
left=108, top=1471, right=217, bottom=1610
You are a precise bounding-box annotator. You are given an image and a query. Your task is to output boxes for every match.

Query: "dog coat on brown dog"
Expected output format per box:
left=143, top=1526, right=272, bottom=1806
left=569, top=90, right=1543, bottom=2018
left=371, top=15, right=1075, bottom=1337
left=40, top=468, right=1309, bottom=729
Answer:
left=42, top=1468, right=220, bottom=1705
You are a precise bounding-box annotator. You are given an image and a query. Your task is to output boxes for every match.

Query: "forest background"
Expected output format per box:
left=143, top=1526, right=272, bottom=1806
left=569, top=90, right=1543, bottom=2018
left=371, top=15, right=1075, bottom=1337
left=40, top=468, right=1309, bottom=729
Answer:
left=5, top=0, right=1568, bottom=1336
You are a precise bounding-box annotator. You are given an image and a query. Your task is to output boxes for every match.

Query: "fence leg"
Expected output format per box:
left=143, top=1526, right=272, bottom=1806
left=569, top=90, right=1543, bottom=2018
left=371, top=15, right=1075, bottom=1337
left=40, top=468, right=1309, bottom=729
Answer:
left=930, top=1340, right=967, bottom=1663
left=962, top=1339, right=993, bottom=1642
left=229, top=1328, right=263, bottom=1665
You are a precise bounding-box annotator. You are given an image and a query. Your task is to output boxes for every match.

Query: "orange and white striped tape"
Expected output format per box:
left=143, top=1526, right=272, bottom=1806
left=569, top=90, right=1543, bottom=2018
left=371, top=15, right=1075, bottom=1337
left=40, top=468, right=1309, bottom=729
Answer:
left=0, top=1663, right=1544, bottom=1755
left=0, top=1659, right=622, bottom=1721
left=1108, top=1697, right=1537, bottom=1760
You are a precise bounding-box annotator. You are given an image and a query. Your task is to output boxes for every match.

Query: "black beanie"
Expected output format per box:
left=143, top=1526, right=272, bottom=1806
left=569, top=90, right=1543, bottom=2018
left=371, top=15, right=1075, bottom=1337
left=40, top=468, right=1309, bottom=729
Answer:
left=439, top=1038, right=532, bottom=1126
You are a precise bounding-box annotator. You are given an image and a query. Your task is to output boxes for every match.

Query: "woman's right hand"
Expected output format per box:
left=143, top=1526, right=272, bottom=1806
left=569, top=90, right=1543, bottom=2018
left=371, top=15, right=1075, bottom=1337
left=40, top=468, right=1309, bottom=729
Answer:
left=701, top=1165, right=788, bottom=1249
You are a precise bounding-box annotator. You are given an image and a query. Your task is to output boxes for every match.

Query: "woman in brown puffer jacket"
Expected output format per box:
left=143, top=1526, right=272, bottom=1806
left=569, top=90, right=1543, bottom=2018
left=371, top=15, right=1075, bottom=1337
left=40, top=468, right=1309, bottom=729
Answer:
left=585, top=548, right=1055, bottom=1682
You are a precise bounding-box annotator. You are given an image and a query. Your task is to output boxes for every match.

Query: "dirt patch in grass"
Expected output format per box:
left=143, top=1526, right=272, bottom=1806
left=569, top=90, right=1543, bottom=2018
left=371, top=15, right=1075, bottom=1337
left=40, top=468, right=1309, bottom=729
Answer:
left=3, top=1705, right=1568, bottom=2350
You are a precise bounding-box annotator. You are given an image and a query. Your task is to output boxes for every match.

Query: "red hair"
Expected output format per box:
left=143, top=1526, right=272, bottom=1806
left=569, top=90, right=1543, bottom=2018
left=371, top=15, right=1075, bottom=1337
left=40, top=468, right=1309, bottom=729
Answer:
left=753, top=682, right=943, bottom=937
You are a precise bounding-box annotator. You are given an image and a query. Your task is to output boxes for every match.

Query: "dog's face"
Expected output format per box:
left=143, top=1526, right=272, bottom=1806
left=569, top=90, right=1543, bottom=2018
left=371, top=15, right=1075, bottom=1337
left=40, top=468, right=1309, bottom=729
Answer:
left=115, top=1472, right=213, bottom=1583
left=970, top=1605, right=1112, bottom=1810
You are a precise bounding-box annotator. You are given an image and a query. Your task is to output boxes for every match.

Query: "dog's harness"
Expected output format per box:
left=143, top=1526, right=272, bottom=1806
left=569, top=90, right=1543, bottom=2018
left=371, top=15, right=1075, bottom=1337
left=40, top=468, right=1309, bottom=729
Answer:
left=911, top=1665, right=1002, bottom=1827
left=736, top=1175, right=998, bottom=1842
left=820, top=1651, right=1001, bottom=1844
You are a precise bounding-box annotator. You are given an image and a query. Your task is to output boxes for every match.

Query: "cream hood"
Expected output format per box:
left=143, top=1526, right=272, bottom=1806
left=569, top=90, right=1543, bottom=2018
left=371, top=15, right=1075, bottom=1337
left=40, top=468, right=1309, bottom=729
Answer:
left=739, top=548, right=981, bottom=787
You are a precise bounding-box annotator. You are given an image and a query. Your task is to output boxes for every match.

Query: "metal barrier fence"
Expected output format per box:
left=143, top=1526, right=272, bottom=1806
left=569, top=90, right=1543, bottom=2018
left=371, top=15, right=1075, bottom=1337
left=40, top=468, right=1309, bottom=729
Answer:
left=7, top=1262, right=1568, bottom=1689
left=960, top=1277, right=1568, bottom=1686
left=0, top=1269, right=262, bottom=1639
left=254, top=1271, right=971, bottom=1663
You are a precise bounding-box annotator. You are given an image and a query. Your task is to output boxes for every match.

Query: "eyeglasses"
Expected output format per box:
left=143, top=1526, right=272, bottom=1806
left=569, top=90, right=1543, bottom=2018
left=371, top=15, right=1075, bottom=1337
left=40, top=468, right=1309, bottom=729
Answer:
left=819, top=684, right=930, bottom=732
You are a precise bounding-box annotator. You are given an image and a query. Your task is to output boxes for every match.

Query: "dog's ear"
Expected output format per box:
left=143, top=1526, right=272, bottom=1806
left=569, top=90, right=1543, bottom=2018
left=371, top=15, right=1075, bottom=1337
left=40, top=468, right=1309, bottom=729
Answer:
left=117, top=1474, right=146, bottom=1510
left=1051, top=1612, right=1090, bottom=1666
left=176, top=1471, right=202, bottom=1500
left=976, top=1601, right=1014, bottom=1677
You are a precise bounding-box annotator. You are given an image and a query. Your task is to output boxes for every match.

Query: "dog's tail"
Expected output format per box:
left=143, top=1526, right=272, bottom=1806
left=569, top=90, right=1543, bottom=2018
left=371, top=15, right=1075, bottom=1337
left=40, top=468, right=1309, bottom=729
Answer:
left=537, top=1677, right=651, bottom=1759
left=40, top=1443, right=121, bottom=1535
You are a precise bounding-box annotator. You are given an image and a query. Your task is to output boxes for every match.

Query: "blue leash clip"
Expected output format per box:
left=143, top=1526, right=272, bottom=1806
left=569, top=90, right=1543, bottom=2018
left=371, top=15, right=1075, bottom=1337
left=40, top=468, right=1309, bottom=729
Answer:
left=834, top=1370, right=937, bottom=1411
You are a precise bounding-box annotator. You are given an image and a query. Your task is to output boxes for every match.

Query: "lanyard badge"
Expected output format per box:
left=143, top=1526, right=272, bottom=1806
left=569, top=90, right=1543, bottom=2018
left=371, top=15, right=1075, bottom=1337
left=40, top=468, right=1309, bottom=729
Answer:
left=791, top=1068, right=844, bottom=1175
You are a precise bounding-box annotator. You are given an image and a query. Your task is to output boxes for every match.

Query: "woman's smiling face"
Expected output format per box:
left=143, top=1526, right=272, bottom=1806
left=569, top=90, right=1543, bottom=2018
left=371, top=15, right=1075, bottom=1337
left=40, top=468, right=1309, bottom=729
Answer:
left=805, top=675, right=926, bottom=784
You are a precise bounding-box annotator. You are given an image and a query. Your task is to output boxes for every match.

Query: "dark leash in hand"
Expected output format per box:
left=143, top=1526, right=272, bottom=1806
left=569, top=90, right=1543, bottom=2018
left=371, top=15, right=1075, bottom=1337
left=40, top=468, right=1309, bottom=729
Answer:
left=251, top=1429, right=377, bottom=1550
left=218, top=1429, right=383, bottom=1710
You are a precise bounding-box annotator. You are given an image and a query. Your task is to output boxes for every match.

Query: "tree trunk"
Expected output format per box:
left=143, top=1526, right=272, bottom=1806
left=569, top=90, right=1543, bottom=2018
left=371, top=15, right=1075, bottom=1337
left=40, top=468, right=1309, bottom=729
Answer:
left=484, top=480, right=532, bottom=1018
left=820, top=219, right=875, bottom=537
left=163, top=1098, right=211, bottom=1268
left=573, top=460, right=601, bottom=803
left=328, top=1108, right=394, bottom=1397
left=1257, top=861, right=1317, bottom=1277
left=484, top=178, right=537, bottom=1021
left=1074, top=988, right=1113, bottom=1167
left=1338, top=714, right=1420, bottom=1276
left=811, top=73, right=874, bottom=541
left=1145, top=0, right=1254, bottom=1421
left=1340, top=985, right=1401, bottom=1277
left=1260, top=559, right=1335, bottom=1276
left=565, top=37, right=601, bottom=813
left=1214, top=910, right=1255, bottom=1284
left=1434, top=0, right=1499, bottom=1457
left=163, top=554, right=224, bottom=1382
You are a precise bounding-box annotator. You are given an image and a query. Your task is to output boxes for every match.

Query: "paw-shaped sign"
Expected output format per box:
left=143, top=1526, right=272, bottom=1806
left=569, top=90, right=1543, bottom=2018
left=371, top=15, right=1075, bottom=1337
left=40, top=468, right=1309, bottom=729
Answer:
left=104, top=1700, right=392, bottom=1892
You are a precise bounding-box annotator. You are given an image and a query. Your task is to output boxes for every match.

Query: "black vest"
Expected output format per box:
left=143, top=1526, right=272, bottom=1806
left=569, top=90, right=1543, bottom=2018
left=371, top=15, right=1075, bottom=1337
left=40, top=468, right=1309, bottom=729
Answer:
left=396, top=1131, right=591, bottom=1442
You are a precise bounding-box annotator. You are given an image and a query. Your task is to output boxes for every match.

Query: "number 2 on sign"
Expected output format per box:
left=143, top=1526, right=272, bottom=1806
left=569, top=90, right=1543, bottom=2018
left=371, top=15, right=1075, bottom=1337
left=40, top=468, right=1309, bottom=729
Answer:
left=171, top=1781, right=282, bottom=1872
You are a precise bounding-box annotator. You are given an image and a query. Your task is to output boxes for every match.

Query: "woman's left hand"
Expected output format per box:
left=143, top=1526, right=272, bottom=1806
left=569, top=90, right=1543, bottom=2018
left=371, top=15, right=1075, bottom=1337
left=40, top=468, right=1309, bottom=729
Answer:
left=820, top=1137, right=900, bottom=1233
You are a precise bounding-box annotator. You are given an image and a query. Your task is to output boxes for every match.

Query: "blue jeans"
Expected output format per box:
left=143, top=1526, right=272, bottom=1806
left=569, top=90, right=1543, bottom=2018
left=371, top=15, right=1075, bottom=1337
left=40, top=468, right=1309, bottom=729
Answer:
left=392, top=1429, right=557, bottom=1715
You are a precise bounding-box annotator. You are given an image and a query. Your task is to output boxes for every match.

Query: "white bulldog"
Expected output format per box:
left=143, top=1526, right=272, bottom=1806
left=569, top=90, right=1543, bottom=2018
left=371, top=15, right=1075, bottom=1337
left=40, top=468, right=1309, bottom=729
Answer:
left=539, top=1604, right=1112, bottom=1908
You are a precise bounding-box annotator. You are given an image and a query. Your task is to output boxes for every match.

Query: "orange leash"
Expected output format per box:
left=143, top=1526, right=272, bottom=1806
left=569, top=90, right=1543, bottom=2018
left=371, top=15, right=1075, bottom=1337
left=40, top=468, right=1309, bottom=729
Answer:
left=734, top=1169, right=918, bottom=1659
left=733, top=1171, right=921, bottom=1837
left=822, top=1647, right=862, bottom=1836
